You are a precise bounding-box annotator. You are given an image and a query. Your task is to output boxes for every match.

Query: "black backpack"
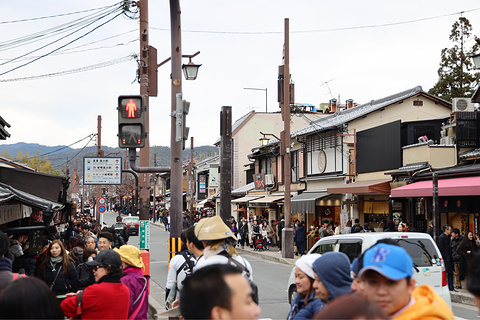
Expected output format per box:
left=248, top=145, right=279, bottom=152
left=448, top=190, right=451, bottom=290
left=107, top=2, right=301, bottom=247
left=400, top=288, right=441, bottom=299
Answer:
left=113, top=229, right=126, bottom=248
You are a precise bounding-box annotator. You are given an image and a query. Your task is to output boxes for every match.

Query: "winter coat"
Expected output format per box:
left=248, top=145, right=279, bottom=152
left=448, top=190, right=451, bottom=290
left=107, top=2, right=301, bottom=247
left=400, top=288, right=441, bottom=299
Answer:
left=61, top=275, right=130, bottom=320
left=38, top=260, right=79, bottom=296
left=121, top=267, right=150, bottom=320
left=76, top=262, right=95, bottom=290
left=69, top=247, right=84, bottom=266
left=457, top=238, right=478, bottom=262
left=438, top=233, right=453, bottom=273
left=450, top=236, right=462, bottom=262
left=0, top=257, right=13, bottom=289
left=294, top=226, right=307, bottom=244
left=287, top=291, right=324, bottom=320
left=393, top=285, right=453, bottom=320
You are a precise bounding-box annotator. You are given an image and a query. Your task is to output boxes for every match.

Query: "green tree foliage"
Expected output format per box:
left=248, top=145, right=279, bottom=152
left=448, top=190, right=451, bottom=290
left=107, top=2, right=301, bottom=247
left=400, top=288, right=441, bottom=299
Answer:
left=3, top=150, right=63, bottom=176
left=429, top=17, right=480, bottom=101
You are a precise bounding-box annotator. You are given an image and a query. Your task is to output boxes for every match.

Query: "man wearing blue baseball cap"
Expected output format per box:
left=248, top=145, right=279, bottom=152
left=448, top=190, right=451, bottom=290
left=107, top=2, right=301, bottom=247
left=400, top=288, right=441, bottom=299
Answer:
left=358, top=243, right=453, bottom=320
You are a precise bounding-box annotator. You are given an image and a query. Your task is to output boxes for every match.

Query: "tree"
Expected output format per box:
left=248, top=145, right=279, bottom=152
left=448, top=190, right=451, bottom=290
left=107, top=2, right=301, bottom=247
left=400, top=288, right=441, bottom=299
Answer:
left=429, top=17, right=480, bottom=101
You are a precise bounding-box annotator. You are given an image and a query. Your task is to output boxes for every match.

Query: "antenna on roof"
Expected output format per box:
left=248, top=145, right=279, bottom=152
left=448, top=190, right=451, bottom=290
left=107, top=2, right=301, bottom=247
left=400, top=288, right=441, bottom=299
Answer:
left=320, top=79, right=335, bottom=100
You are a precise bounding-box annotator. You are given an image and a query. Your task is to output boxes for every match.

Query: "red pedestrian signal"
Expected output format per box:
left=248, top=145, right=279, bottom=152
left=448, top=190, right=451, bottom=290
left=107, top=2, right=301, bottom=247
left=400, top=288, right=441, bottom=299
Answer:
left=118, top=95, right=145, bottom=148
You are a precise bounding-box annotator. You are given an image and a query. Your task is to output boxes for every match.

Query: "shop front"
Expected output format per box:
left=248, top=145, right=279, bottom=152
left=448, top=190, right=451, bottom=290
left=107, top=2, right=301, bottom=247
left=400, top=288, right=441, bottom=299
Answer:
left=391, top=176, right=480, bottom=235
left=327, top=179, right=392, bottom=229
left=248, top=194, right=286, bottom=222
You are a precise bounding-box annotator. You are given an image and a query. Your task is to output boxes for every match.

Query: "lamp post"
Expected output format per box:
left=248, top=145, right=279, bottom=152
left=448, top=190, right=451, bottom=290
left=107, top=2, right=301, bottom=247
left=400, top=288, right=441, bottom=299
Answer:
left=244, top=87, right=268, bottom=112
left=259, top=131, right=280, bottom=146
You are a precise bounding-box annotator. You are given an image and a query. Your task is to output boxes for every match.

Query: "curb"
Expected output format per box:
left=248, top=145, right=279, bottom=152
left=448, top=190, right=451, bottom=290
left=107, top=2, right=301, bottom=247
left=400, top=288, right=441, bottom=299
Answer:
left=237, top=247, right=297, bottom=266
left=450, top=291, right=476, bottom=307
left=148, top=298, right=163, bottom=320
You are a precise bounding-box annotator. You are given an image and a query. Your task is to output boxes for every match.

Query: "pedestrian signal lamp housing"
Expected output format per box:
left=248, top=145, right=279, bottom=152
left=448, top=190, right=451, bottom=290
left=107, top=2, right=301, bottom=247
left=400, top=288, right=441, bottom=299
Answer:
left=118, top=95, right=145, bottom=148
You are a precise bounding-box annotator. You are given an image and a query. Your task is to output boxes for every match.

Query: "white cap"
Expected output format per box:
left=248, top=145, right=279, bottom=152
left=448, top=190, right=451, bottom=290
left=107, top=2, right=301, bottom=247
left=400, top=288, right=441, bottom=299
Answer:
left=295, top=253, right=321, bottom=279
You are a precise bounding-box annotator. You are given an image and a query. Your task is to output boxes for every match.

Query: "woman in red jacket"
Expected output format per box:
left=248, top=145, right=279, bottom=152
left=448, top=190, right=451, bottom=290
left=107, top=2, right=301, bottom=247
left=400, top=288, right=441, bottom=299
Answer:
left=61, top=249, right=130, bottom=320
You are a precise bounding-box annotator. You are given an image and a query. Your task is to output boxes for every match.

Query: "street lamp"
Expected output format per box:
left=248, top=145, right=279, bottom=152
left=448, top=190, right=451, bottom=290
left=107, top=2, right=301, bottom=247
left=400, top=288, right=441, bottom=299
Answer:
left=259, top=131, right=280, bottom=146
left=182, top=57, right=201, bottom=80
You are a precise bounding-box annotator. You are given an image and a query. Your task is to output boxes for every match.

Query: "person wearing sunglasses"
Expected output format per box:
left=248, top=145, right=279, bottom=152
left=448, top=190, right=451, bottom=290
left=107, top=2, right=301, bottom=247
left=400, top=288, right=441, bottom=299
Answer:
left=60, top=249, right=130, bottom=319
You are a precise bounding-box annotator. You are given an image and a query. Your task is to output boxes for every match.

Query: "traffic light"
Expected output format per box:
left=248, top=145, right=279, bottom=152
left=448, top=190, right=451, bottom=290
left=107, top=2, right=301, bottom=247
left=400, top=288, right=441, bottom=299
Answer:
left=175, top=93, right=190, bottom=150
left=118, top=95, right=145, bottom=148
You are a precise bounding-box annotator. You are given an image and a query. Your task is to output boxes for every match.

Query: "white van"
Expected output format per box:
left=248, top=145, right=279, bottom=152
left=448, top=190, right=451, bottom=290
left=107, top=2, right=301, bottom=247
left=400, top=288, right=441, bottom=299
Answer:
left=287, top=232, right=451, bottom=309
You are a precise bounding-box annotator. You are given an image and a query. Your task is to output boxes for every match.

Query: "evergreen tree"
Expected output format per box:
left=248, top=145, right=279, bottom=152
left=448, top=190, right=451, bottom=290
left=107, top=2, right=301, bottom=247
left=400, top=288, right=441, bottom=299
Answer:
left=429, top=17, right=480, bottom=101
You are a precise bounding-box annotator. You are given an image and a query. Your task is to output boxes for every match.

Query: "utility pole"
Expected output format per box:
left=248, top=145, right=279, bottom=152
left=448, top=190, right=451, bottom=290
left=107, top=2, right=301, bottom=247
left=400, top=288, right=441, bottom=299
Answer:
left=281, top=18, right=294, bottom=259
left=96, top=115, right=104, bottom=221
left=138, top=0, right=150, bottom=221
left=220, top=106, right=232, bottom=221
left=188, top=137, right=194, bottom=226
left=169, top=0, right=183, bottom=246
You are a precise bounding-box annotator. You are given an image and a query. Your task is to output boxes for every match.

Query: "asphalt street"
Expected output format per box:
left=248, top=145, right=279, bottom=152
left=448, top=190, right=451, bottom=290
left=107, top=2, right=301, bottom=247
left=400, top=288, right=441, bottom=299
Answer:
left=102, top=211, right=479, bottom=320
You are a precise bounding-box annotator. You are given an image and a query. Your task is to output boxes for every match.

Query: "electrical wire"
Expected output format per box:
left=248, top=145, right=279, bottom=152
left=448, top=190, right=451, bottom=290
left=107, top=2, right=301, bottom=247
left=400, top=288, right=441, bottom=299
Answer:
left=151, top=7, right=480, bottom=35
left=0, top=134, right=96, bottom=166
left=0, top=3, right=123, bottom=24
left=0, top=54, right=137, bottom=82
left=0, top=9, right=125, bottom=76
left=0, top=5, right=124, bottom=52
left=52, top=135, right=97, bottom=169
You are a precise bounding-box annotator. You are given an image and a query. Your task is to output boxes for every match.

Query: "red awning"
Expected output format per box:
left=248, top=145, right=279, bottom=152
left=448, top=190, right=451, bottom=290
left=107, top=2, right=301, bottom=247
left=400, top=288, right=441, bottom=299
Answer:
left=391, top=176, right=480, bottom=197
left=327, top=179, right=391, bottom=195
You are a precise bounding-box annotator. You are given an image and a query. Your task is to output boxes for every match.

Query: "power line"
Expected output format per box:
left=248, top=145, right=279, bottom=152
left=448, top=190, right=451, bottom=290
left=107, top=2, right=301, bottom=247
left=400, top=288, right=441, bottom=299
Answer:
left=52, top=135, right=97, bottom=169
left=0, top=9, right=124, bottom=76
left=0, top=3, right=124, bottom=24
left=0, top=134, right=96, bottom=166
left=0, top=5, right=124, bottom=52
left=0, top=54, right=136, bottom=82
left=151, top=7, right=480, bottom=35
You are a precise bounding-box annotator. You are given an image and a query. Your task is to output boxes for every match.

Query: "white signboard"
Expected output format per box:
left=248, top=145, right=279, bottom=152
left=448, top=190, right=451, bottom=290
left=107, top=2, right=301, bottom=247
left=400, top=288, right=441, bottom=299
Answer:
left=83, top=157, right=122, bottom=185
left=340, top=211, right=349, bottom=234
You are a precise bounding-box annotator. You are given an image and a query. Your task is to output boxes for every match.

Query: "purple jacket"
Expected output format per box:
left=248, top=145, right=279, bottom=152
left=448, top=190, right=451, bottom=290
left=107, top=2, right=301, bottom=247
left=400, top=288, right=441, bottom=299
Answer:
left=121, top=267, right=149, bottom=320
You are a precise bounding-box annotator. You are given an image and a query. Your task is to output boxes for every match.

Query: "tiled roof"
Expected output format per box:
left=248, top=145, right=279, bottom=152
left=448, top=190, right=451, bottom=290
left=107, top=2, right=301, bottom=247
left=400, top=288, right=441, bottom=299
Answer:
left=291, top=86, right=444, bottom=138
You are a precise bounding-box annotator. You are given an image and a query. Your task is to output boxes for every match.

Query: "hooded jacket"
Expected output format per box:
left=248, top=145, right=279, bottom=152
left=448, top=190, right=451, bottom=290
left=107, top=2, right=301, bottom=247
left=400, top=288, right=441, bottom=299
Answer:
left=121, top=266, right=149, bottom=320
left=312, top=252, right=353, bottom=302
left=393, top=285, right=454, bottom=320
left=287, top=291, right=324, bottom=320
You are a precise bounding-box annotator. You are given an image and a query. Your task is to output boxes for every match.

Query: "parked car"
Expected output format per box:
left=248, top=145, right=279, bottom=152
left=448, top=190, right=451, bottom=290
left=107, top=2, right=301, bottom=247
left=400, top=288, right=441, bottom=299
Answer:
left=286, top=232, right=451, bottom=309
left=123, top=216, right=140, bottom=235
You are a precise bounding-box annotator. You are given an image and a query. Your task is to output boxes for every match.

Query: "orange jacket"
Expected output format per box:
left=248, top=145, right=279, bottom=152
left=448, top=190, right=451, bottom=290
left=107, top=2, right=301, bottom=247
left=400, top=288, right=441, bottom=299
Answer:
left=393, top=285, right=453, bottom=320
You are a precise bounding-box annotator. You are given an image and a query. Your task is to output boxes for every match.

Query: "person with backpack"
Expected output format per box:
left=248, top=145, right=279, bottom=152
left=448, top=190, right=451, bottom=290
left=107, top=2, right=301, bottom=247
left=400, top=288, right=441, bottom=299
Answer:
left=165, top=229, right=196, bottom=306
left=351, top=219, right=364, bottom=233
left=194, top=216, right=258, bottom=304
left=115, top=245, right=150, bottom=320
left=111, top=216, right=129, bottom=248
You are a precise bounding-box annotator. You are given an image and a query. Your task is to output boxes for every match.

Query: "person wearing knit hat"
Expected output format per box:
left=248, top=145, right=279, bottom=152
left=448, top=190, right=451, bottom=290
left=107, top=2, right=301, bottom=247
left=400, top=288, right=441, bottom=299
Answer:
left=114, top=245, right=150, bottom=320
left=287, top=254, right=324, bottom=320
left=312, top=252, right=353, bottom=303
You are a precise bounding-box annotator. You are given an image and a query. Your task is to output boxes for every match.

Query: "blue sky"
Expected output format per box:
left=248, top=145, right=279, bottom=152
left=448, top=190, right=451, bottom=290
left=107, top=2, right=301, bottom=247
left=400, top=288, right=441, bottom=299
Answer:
left=1, top=0, right=480, bottom=148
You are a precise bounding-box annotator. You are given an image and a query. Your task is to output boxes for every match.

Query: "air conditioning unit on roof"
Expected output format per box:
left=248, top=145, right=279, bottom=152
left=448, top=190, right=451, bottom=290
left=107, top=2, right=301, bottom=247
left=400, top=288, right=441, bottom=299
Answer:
left=452, top=97, right=475, bottom=112
left=265, top=174, right=275, bottom=186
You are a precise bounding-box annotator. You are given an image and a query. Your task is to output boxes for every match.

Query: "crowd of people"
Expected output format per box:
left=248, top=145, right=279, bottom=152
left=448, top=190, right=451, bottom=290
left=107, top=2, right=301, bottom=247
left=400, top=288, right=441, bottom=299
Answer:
left=0, top=212, right=149, bottom=319
left=2, top=207, right=480, bottom=319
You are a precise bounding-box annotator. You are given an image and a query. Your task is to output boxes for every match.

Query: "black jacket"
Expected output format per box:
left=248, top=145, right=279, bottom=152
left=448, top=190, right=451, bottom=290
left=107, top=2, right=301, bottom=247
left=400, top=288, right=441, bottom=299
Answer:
left=38, top=260, right=79, bottom=295
left=438, top=233, right=453, bottom=273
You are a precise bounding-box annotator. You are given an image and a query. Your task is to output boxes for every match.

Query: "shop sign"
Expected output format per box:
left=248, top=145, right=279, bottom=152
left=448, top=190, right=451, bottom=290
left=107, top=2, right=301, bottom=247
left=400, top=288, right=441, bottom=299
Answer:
left=253, top=173, right=265, bottom=189
left=0, top=204, right=31, bottom=224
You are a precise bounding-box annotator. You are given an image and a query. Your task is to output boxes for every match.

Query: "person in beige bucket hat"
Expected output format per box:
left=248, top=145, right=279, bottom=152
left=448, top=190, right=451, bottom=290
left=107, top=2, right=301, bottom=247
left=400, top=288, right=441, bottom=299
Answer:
left=114, top=245, right=149, bottom=320
left=194, top=216, right=253, bottom=282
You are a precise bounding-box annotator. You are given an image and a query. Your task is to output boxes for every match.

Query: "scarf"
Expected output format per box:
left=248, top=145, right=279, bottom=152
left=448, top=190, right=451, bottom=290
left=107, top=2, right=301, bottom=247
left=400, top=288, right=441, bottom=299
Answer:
left=50, top=256, right=63, bottom=270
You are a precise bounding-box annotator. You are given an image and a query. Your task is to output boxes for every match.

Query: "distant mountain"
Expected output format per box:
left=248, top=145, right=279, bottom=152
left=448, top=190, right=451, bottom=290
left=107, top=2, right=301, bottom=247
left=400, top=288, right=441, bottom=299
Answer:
left=0, top=143, right=218, bottom=173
